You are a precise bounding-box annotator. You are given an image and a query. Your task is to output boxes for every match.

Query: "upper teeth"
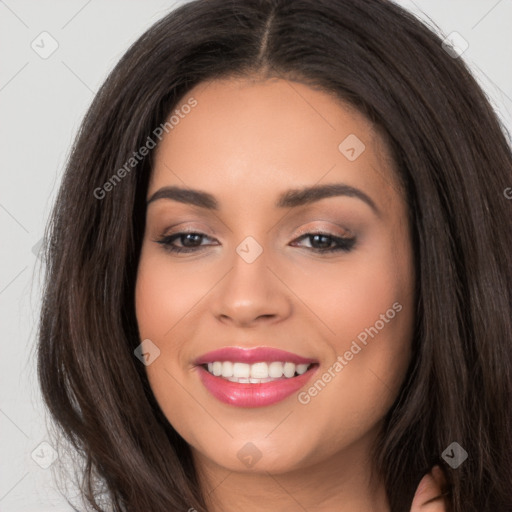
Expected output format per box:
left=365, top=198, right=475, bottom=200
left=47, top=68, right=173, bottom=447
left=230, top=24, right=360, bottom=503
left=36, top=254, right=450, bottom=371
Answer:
left=207, top=361, right=311, bottom=379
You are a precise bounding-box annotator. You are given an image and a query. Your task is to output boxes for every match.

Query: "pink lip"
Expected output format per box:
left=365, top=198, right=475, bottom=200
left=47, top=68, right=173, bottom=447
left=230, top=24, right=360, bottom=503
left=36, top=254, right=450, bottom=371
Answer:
left=194, top=347, right=319, bottom=407
left=194, top=346, right=317, bottom=365
left=196, top=364, right=319, bottom=408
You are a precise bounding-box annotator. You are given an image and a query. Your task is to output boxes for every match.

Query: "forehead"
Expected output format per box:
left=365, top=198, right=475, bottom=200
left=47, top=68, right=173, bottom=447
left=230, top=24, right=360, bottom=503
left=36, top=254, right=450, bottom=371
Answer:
left=149, top=77, right=399, bottom=208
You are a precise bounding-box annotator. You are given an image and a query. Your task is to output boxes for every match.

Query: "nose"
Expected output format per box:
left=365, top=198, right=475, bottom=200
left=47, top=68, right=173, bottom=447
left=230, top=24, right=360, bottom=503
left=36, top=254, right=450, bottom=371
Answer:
left=211, top=246, right=293, bottom=328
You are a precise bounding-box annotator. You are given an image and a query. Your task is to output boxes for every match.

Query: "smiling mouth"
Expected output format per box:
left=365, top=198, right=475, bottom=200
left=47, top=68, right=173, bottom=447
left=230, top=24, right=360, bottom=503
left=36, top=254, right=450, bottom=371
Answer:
left=201, top=361, right=318, bottom=383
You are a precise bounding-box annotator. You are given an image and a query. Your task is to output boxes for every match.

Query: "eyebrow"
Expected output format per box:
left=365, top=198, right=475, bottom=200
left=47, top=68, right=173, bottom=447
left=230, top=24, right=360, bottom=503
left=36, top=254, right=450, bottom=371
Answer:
left=146, top=183, right=380, bottom=216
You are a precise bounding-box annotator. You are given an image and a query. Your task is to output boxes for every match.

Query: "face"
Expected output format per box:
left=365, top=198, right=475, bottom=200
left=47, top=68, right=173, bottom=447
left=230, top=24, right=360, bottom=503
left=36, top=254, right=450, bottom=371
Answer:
left=135, top=77, right=415, bottom=477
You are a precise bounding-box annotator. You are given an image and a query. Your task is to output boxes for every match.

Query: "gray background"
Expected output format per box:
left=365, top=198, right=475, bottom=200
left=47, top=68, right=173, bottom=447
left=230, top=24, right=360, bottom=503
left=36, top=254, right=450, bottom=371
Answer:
left=1, top=0, right=511, bottom=510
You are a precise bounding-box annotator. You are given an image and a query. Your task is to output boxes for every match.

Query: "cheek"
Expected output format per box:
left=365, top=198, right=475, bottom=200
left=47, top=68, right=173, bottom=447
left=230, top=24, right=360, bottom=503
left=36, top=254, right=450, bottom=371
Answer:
left=285, top=239, right=413, bottom=354
left=135, top=248, right=212, bottom=341
left=134, top=251, right=206, bottom=439
left=335, top=258, right=410, bottom=345
left=134, top=250, right=194, bottom=390
left=134, top=248, right=224, bottom=399
left=288, top=232, right=415, bottom=413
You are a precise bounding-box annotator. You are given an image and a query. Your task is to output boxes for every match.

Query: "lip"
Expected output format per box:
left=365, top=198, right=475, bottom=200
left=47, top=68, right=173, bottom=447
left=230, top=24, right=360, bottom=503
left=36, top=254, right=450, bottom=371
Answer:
left=193, top=346, right=318, bottom=366
left=196, top=363, right=319, bottom=408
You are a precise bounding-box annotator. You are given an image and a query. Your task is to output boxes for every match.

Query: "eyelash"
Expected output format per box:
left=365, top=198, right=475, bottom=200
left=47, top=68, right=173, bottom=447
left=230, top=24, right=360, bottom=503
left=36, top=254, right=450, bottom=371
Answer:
left=155, top=230, right=356, bottom=255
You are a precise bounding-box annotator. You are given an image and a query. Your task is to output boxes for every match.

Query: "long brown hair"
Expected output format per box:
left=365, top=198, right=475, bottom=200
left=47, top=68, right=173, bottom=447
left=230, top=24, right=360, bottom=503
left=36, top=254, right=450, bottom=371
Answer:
left=37, top=0, right=512, bottom=510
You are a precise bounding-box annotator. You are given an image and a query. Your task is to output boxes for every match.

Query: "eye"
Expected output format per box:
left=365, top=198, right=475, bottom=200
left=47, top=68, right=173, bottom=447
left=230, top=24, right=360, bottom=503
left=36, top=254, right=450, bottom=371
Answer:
left=291, top=231, right=356, bottom=253
left=155, top=232, right=217, bottom=254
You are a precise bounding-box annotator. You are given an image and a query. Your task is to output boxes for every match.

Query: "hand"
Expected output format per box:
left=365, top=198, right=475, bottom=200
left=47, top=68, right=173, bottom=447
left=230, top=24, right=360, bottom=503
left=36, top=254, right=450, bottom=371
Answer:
left=410, top=465, right=449, bottom=511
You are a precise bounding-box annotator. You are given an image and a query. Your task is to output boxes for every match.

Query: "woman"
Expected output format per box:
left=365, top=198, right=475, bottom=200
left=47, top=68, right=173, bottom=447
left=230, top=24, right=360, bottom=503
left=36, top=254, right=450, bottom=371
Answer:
left=37, top=0, right=512, bottom=511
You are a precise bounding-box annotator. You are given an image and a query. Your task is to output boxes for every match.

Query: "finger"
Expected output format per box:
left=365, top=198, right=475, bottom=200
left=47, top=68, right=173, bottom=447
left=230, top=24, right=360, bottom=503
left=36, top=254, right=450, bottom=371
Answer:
left=410, top=466, right=448, bottom=512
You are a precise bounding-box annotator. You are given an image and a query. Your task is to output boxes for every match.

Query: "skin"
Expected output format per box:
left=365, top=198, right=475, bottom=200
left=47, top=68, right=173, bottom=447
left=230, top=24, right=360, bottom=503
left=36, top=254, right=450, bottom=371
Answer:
left=135, top=77, right=444, bottom=511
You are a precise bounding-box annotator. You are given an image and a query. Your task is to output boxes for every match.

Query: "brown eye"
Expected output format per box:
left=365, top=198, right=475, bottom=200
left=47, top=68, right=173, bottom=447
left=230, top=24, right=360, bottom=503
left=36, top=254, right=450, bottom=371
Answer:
left=156, top=232, right=216, bottom=254
left=291, top=232, right=356, bottom=253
